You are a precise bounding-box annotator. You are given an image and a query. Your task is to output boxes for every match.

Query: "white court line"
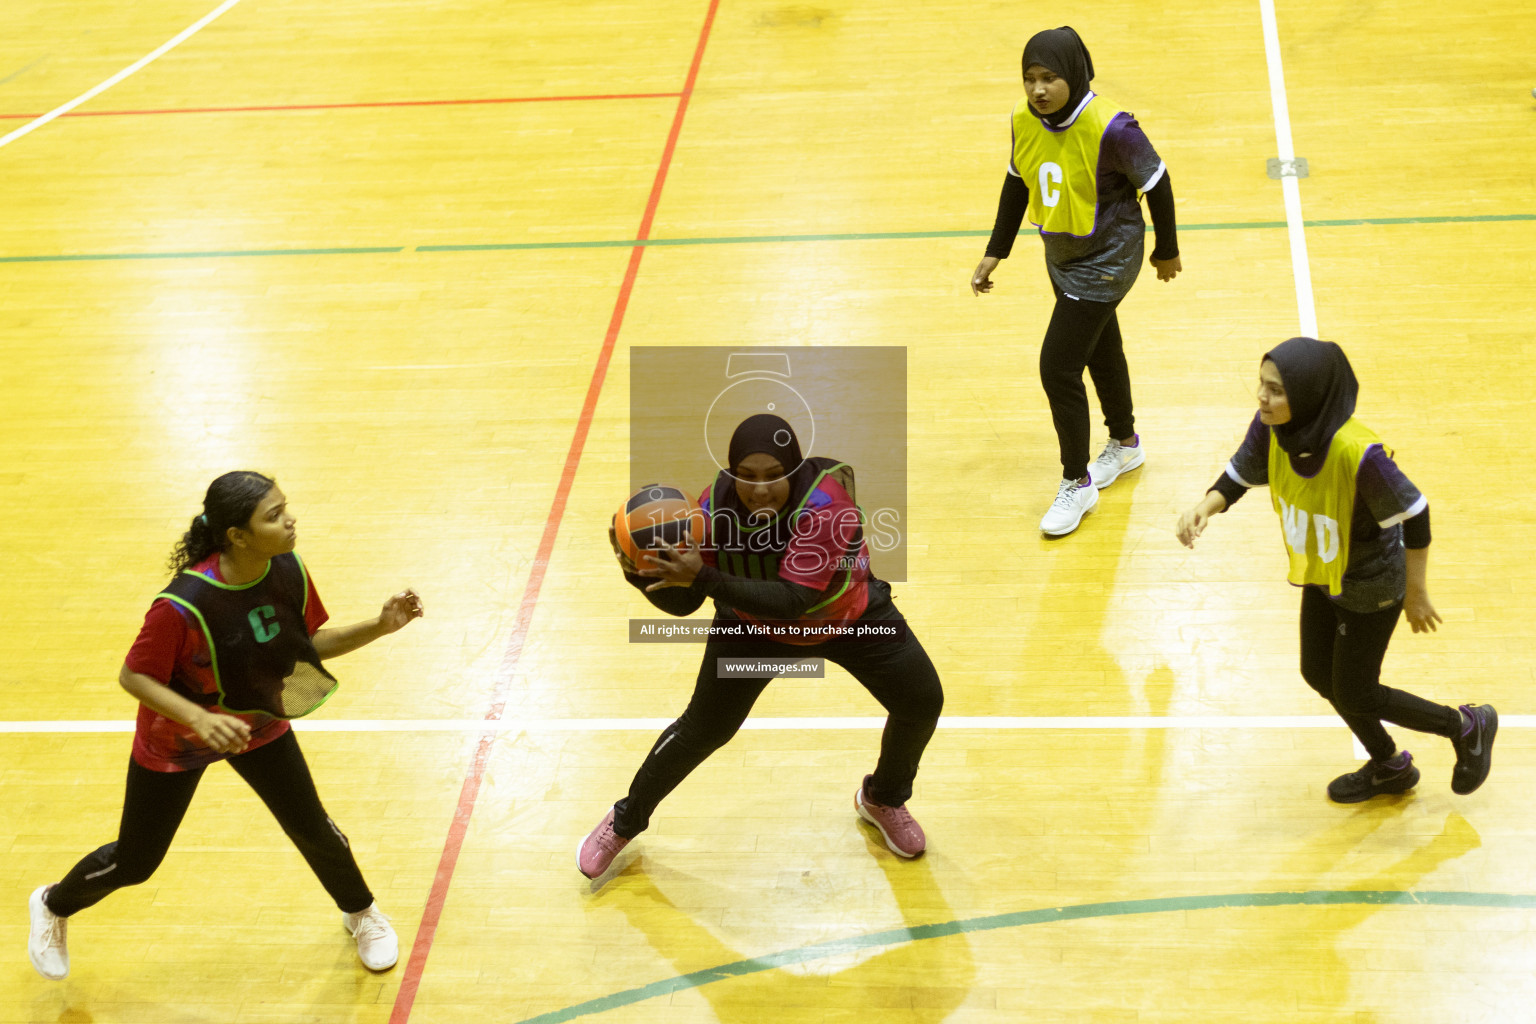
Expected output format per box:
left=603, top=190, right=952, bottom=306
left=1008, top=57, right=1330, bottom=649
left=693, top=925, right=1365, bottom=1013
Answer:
left=0, top=0, right=244, bottom=151
left=1, top=716, right=1531, bottom=734
left=1258, top=0, right=1318, bottom=337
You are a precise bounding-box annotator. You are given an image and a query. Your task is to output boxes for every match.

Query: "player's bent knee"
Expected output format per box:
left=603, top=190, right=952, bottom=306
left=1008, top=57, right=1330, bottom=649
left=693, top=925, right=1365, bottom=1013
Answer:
left=109, top=857, right=164, bottom=887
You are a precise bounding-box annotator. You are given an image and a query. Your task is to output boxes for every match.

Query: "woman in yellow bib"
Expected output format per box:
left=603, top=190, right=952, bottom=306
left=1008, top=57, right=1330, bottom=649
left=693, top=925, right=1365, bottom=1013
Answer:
left=971, top=26, right=1181, bottom=536
left=1176, top=338, right=1497, bottom=802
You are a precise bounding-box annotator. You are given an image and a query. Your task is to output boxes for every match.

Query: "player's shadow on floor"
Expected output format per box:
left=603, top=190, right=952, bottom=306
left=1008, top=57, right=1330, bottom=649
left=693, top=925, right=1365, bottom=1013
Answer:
left=1248, top=808, right=1482, bottom=1021
left=598, top=852, right=976, bottom=1022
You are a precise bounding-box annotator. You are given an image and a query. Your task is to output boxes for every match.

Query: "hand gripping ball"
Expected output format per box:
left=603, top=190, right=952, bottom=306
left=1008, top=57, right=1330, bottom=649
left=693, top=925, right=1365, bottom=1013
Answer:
left=610, top=485, right=704, bottom=572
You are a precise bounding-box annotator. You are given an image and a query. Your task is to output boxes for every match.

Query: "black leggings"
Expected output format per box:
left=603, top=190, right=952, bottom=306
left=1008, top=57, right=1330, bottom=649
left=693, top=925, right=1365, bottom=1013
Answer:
left=1299, top=586, right=1461, bottom=761
left=612, top=615, right=944, bottom=838
left=1039, top=283, right=1134, bottom=481
left=45, top=729, right=373, bottom=917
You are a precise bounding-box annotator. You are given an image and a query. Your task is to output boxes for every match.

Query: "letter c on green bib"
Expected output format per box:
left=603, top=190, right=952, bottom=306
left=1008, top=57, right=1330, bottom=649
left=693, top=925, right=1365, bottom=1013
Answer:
left=249, top=605, right=281, bottom=643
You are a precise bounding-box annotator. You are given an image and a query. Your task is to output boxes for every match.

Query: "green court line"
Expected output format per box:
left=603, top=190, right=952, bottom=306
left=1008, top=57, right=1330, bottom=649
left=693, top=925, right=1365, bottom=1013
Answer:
left=418, top=213, right=1535, bottom=253
left=416, top=230, right=990, bottom=252
left=2, top=214, right=1532, bottom=265
left=515, top=888, right=1536, bottom=1024
left=1307, top=213, right=1536, bottom=227
left=0, top=245, right=404, bottom=263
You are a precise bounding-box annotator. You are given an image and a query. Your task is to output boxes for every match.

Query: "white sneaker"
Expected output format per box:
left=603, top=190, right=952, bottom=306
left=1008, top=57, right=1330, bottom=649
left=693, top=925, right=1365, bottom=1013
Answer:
left=28, top=885, right=69, bottom=980
left=1039, top=478, right=1099, bottom=536
left=342, top=903, right=399, bottom=971
left=1087, top=436, right=1145, bottom=489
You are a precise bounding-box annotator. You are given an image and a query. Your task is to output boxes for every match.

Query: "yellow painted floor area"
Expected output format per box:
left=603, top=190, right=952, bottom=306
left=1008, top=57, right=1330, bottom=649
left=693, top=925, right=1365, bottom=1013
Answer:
left=2, top=0, right=1535, bottom=1021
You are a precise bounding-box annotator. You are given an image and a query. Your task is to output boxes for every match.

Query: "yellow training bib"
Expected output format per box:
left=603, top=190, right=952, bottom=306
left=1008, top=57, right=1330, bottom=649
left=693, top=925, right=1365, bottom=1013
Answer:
left=1268, top=418, right=1385, bottom=597
left=1011, top=93, right=1124, bottom=237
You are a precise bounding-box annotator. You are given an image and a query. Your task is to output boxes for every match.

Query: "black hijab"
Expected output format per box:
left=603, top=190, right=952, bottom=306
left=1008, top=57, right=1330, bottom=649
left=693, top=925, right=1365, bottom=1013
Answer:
left=728, top=413, right=804, bottom=478
left=1022, top=26, right=1095, bottom=128
left=1264, top=337, right=1359, bottom=464
left=714, top=414, right=818, bottom=551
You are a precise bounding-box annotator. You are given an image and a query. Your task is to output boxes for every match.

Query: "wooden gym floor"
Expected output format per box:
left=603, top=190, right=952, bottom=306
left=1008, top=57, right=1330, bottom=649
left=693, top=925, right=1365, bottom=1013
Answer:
left=2, top=0, right=1534, bottom=1021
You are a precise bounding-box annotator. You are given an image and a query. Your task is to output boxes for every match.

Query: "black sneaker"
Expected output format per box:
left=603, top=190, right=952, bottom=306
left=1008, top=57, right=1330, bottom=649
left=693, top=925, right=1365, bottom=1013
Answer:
left=1451, top=704, right=1498, bottom=795
left=1327, top=750, right=1419, bottom=803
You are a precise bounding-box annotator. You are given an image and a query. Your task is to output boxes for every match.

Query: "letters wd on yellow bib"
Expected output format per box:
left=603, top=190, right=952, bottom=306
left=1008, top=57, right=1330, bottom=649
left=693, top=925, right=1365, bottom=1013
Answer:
left=1270, top=419, right=1386, bottom=596
left=156, top=552, right=338, bottom=719
left=1217, top=337, right=1430, bottom=613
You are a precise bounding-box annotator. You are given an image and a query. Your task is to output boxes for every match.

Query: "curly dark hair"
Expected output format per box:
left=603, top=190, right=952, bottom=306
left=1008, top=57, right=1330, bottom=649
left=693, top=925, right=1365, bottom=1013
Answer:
left=167, top=471, right=277, bottom=575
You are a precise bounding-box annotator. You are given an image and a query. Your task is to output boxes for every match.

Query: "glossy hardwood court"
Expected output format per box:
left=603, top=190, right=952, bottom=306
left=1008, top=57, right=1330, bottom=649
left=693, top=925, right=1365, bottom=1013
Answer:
left=2, top=1, right=1534, bottom=1021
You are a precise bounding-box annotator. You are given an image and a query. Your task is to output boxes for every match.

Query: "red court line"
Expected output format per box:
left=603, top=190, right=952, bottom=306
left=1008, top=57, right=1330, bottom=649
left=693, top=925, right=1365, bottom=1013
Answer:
left=385, top=2, right=721, bottom=1022
left=0, top=91, right=681, bottom=121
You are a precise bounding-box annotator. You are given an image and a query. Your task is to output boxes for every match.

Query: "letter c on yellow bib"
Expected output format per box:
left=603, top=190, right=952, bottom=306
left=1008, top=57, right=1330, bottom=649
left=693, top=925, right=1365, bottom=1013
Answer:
left=1038, top=162, right=1064, bottom=208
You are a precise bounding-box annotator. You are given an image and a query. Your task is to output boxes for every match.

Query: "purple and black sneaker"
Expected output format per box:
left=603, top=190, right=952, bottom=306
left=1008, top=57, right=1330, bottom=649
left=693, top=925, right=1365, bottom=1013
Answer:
left=1451, top=704, right=1498, bottom=795
left=1327, top=749, right=1419, bottom=803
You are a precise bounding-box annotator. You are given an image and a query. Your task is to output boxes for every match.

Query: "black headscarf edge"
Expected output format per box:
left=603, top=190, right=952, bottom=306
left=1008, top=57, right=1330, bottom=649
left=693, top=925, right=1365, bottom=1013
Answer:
left=727, top=413, right=804, bottom=479
left=714, top=414, right=820, bottom=524
left=1263, top=337, right=1360, bottom=458
left=1022, top=26, right=1095, bottom=127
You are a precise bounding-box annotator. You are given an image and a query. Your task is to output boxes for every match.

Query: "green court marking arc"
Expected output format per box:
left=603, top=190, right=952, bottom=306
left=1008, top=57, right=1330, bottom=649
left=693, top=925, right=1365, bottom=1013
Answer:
left=1, top=214, right=1532, bottom=264
left=515, top=889, right=1536, bottom=1024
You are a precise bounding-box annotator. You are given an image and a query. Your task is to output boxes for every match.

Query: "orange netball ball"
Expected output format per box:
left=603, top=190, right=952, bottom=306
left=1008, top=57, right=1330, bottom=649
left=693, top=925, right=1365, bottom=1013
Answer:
left=614, top=485, right=704, bottom=569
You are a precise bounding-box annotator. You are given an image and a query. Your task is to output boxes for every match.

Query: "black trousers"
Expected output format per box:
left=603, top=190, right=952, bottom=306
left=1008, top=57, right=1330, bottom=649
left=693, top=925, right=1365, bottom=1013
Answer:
left=45, top=728, right=373, bottom=917
left=1299, top=586, right=1461, bottom=761
left=1039, top=283, right=1135, bottom=481
left=612, top=612, right=944, bottom=839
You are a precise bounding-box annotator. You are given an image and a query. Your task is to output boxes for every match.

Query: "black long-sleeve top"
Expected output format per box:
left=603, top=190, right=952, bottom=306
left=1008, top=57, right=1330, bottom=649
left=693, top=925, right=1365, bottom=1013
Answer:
left=623, top=567, right=817, bottom=621
left=985, top=169, right=1179, bottom=263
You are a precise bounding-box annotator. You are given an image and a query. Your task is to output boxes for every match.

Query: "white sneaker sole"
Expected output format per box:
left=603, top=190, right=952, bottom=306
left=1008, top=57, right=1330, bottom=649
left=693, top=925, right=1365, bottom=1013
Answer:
left=576, top=832, right=599, bottom=879
left=28, top=886, right=68, bottom=981
left=577, top=829, right=630, bottom=880
left=1040, top=486, right=1099, bottom=536
left=354, top=947, right=399, bottom=972
left=1091, top=448, right=1145, bottom=490
left=855, top=790, right=921, bottom=859
left=342, top=917, right=399, bottom=971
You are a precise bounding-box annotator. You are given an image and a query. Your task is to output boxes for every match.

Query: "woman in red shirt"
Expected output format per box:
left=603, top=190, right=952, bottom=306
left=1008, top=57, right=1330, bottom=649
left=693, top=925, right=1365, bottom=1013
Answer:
left=28, top=471, right=423, bottom=980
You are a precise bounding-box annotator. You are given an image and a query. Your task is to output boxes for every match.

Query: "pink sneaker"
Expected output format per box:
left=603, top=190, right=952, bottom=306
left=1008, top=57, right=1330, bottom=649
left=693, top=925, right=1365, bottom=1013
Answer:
left=577, top=807, right=631, bottom=878
left=854, top=776, right=926, bottom=858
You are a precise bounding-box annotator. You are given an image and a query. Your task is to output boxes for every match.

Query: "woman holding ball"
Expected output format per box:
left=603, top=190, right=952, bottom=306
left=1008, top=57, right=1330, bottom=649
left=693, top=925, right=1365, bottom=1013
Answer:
left=28, top=471, right=424, bottom=980
left=580, top=415, right=944, bottom=878
left=1176, top=338, right=1495, bottom=803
